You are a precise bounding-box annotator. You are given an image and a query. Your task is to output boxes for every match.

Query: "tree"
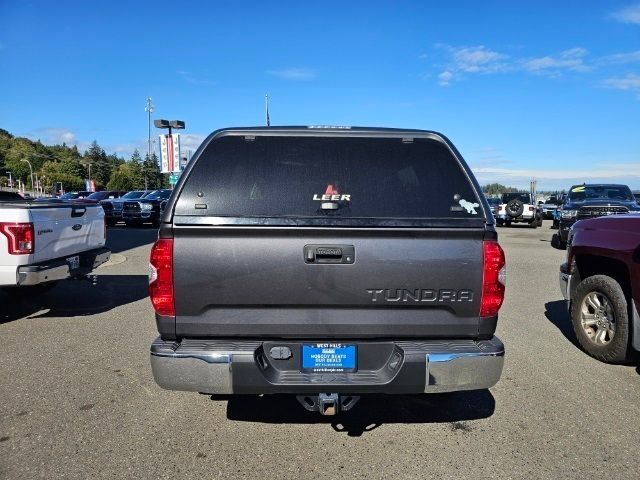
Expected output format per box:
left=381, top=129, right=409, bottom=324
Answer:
left=128, top=150, right=144, bottom=187
left=107, top=163, right=140, bottom=191
left=40, top=161, right=84, bottom=192
left=142, top=152, right=162, bottom=189
left=84, top=140, right=110, bottom=187
left=482, top=183, right=519, bottom=195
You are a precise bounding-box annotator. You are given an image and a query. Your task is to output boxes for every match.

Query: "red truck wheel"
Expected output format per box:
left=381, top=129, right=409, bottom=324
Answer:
left=571, top=275, right=631, bottom=363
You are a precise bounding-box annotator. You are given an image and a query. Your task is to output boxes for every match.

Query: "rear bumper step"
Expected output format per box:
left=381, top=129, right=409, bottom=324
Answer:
left=150, top=336, right=504, bottom=394
left=16, top=247, right=110, bottom=286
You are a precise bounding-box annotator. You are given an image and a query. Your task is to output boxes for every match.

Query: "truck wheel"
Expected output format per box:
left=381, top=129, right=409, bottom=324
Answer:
left=529, top=219, right=538, bottom=229
left=505, top=220, right=512, bottom=227
left=496, top=219, right=504, bottom=227
left=571, top=275, right=631, bottom=363
left=537, top=215, right=543, bottom=227
left=506, top=199, right=524, bottom=218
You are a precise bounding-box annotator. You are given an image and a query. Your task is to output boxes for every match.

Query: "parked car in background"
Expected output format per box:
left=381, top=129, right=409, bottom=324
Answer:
left=559, top=214, right=640, bottom=362
left=101, top=190, right=151, bottom=226
left=497, top=192, right=543, bottom=228
left=77, top=190, right=125, bottom=203
left=0, top=195, right=110, bottom=292
left=541, top=195, right=562, bottom=219
left=485, top=197, right=500, bottom=220
left=0, top=191, right=24, bottom=201
left=122, top=189, right=171, bottom=227
left=633, top=191, right=640, bottom=204
left=557, top=184, right=640, bottom=249
left=149, top=126, right=506, bottom=416
left=58, top=191, right=92, bottom=200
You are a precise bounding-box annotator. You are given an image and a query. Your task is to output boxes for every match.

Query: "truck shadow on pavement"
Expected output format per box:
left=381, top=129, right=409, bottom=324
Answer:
left=0, top=275, right=149, bottom=324
left=544, top=300, right=580, bottom=349
left=106, top=227, right=158, bottom=254
left=223, top=390, right=495, bottom=437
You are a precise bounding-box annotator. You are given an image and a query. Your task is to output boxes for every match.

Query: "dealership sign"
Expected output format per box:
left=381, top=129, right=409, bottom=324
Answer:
left=159, top=134, right=181, bottom=173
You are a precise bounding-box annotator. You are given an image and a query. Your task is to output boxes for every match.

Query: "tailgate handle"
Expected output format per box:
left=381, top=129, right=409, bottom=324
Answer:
left=304, top=245, right=355, bottom=264
left=71, top=206, right=86, bottom=218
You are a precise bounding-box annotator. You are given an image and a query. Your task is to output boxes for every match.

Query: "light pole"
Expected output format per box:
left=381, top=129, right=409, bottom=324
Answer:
left=80, top=160, right=93, bottom=191
left=20, top=159, right=34, bottom=196
left=5, top=172, right=12, bottom=191
left=145, top=97, right=155, bottom=159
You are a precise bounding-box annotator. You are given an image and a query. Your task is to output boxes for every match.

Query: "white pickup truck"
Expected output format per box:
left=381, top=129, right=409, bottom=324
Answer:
left=496, top=192, right=543, bottom=228
left=0, top=192, right=110, bottom=291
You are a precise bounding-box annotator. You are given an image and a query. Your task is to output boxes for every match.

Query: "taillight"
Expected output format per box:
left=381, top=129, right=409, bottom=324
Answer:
left=528, top=206, right=535, bottom=211
left=480, top=240, right=506, bottom=317
left=0, top=222, right=34, bottom=255
left=149, top=238, right=175, bottom=316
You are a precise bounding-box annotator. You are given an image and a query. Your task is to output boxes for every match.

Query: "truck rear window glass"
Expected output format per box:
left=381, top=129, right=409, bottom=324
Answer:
left=501, top=193, right=532, bottom=203
left=174, top=135, right=481, bottom=221
left=567, top=185, right=633, bottom=201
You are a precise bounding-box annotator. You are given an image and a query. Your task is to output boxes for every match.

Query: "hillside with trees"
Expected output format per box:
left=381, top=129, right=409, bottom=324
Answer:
left=0, top=128, right=165, bottom=193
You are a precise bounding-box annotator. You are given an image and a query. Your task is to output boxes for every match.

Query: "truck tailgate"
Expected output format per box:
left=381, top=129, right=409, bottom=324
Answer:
left=173, top=226, right=485, bottom=338
left=31, top=203, right=105, bottom=262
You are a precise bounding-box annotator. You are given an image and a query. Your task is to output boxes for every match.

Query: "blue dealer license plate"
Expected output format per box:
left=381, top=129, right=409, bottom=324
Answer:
left=301, top=344, right=357, bottom=372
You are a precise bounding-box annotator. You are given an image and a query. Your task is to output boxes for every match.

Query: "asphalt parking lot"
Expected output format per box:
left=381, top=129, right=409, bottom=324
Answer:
left=1, top=221, right=639, bottom=479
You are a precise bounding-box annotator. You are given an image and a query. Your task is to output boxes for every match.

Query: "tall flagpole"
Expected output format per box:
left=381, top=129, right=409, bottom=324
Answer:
left=265, top=94, right=270, bottom=126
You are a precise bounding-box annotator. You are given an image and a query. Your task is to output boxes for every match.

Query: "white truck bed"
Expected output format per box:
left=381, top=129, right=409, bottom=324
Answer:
left=0, top=200, right=110, bottom=287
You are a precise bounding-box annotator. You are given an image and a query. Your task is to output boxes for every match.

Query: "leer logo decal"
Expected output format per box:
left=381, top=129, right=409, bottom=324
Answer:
left=312, top=184, right=351, bottom=202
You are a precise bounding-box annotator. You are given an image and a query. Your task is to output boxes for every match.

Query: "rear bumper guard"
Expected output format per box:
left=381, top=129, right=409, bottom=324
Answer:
left=150, top=336, right=505, bottom=394
left=17, top=247, right=110, bottom=286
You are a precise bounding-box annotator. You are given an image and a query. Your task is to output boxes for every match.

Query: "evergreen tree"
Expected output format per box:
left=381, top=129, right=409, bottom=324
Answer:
left=84, top=140, right=110, bottom=187
left=129, top=149, right=144, bottom=188
left=143, top=152, right=162, bottom=189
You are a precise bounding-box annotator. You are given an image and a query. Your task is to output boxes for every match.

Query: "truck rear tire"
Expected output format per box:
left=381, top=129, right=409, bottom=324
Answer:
left=506, top=199, right=524, bottom=218
left=571, top=275, right=631, bottom=363
left=529, top=219, right=538, bottom=229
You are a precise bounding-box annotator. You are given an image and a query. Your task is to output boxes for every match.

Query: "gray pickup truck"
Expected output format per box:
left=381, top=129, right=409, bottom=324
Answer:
left=149, top=127, right=506, bottom=415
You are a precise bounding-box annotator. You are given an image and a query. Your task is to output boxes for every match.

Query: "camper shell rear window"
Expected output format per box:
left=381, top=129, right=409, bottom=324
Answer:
left=174, top=134, right=483, bottom=226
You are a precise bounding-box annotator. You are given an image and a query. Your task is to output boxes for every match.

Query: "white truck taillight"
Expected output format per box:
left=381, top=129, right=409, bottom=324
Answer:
left=0, top=222, right=35, bottom=255
left=480, top=240, right=506, bottom=317
left=149, top=238, right=175, bottom=316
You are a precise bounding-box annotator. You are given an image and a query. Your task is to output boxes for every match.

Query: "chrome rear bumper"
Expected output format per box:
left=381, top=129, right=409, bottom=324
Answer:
left=150, top=336, right=505, bottom=395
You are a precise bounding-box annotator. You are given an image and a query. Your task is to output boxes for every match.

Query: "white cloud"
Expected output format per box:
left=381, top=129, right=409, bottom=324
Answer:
left=450, top=46, right=508, bottom=73
left=36, top=128, right=77, bottom=145
left=107, top=133, right=206, bottom=159
left=179, top=133, right=206, bottom=153
left=436, top=45, right=508, bottom=84
left=177, top=70, right=214, bottom=86
left=267, top=68, right=316, bottom=80
left=521, top=47, right=590, bottom=76
left=471, top=164, right=640, bottom=190
left=430, top=45, right=605, bottom=86
left=611, top=3, right=640, bottom=24
left=599, top=50, right=640, bottom=65
left=438, top=70, right=454, bottom=86
left=602, top=73, right=640, bottom=97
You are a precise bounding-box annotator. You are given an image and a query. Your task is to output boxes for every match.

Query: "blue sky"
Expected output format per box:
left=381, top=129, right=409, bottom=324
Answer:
left=1, top=0, right=639, bottom=190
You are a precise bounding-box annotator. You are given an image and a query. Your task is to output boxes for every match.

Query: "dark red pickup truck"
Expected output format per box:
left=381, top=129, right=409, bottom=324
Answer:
left=560, top=214, right=640, bottom=362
